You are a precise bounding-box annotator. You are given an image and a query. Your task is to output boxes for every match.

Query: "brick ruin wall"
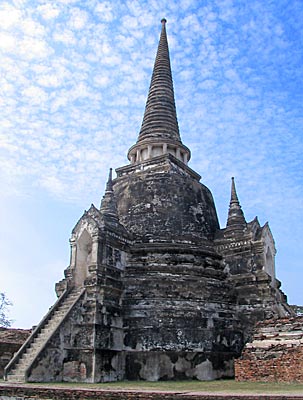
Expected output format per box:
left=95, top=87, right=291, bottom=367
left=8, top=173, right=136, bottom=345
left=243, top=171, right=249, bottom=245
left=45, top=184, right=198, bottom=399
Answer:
left=0, top=328, right=30, bottom=378
left=236, top=346, right=303, bottom=382
left=235, top=317, right=303, bottom=382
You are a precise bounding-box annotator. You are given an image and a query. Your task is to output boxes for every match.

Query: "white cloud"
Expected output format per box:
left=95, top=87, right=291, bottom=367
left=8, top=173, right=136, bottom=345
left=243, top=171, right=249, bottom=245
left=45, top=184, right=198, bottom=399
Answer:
left=38, top=4, right=60, bottom=20
left=68, top=8, right=88, bottom=30
left=0, top=0, right=302, bottom=322
left=21, top=18, right=46, bottom=37
left=53, top=29, right=76, bottom=45
left=22, top=85, right=48, bottom=105
left=39, top=176, right=65, bottom=195
left=94, top=75, right=110, bottom=87
left=121, top=15, right=140, bottom=30
left=0, top=3, right=22, bottom=29
left=56, top=0, right=78, bottom=4
left=95, top=2, right=114, bottom=22
left=0, top=32, right=16, bottom=51
left=50, top=95, right=69, bottom=113
left=19, top=37, right=52, bottom=59
left=37, top=74, right=61, bottom=88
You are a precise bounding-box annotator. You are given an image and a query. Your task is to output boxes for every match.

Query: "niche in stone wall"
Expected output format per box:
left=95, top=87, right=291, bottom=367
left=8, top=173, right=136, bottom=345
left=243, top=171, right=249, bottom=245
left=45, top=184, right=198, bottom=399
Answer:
left=63, top=360, right=87, bottom=382
left=74, top=229, right=92, bottom=286
left=105, top=245, right=125, bottom=270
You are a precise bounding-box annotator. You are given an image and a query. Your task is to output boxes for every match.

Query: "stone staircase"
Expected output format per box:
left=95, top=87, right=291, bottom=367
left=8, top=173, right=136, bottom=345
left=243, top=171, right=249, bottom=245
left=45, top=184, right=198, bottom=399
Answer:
left=5, top=287, right=84, bottom=382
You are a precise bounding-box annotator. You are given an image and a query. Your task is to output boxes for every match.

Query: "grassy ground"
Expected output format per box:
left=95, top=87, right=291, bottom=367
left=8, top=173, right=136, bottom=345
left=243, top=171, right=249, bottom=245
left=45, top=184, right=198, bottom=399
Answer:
left=2, top=380, right=302, bottom=394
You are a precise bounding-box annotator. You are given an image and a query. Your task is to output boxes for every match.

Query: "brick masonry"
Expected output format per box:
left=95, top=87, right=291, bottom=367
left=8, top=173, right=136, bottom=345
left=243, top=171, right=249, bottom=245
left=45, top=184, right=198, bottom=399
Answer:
left=235, top=317, right=303, bottom=382
left=0, top=328, right=30, bottom=378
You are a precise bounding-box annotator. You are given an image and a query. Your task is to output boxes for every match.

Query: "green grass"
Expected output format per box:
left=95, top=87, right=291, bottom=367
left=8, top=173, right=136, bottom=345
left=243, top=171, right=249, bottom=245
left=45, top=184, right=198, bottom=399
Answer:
left=102, top=380, right=303, bottom=393
left=2, top=379, right=303, bottom=394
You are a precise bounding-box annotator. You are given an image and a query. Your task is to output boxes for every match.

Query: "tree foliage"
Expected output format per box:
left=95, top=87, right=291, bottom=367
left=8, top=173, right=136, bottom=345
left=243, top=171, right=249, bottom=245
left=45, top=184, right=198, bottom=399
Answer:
left=0, top=292, right=12, bottom=328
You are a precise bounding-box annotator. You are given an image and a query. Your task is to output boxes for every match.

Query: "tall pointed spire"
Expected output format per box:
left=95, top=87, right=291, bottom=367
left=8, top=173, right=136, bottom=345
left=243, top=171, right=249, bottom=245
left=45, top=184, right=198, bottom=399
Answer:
left=127, top=19, right=190, bottom=165
left=226, top=177, right=246, bottom=229
left=138, top=18, right=180, bottom=142
left=100, top=168, right=118, bottom=222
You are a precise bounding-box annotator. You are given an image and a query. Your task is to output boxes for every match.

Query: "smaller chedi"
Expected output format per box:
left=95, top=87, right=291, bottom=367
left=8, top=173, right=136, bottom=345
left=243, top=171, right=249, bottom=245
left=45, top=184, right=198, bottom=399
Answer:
left=5, top=19, right=292, bottom=383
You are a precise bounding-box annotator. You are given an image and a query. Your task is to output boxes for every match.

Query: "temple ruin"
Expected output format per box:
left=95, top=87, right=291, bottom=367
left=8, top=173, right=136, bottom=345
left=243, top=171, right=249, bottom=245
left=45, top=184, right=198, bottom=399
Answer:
left=4, top=19, right=292, bottom=383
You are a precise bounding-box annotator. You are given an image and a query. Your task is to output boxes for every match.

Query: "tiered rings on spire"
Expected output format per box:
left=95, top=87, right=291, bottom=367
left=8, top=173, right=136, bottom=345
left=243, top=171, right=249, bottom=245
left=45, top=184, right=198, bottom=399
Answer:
left=226, top=177, right=246, bottom=229
left=127, top=19, right=190, bottom=165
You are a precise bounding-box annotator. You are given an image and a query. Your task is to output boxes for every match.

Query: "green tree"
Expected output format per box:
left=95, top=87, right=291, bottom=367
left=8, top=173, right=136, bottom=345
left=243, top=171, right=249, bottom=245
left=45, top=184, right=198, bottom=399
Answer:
left=0, top=292, right=12, bottom=328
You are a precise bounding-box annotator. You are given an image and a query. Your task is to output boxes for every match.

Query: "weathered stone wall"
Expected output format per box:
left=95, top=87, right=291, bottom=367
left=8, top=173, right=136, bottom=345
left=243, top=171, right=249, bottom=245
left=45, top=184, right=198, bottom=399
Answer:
left=28, top=294, right=94, bottom=382
left=235, top=317, right=303, bottom=382
left=25, top=209, right=128, bottom=383
left=215, top=221, right=292, bottom=343
left=121, top=245, right=243, bottom=380
left=124, top=351, right=235, bottom=381
left=28, top=290, right=124, bottom=383
left=114, top=155, right=219, bottom=243
left=0, top=328, right=30, bottom=378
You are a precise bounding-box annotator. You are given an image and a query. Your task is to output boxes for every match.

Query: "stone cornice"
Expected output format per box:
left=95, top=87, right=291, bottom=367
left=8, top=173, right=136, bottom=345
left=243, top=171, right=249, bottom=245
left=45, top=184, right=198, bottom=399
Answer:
left=116, top=153, right=201, bottom=181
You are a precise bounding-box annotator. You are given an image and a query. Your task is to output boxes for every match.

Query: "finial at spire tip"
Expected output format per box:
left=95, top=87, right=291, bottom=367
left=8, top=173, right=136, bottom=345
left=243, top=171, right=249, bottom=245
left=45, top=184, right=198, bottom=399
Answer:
left=161, top=18, right=167, bottom=24
left=108, top=167, right=113, bottom=180
left=105, top=168, right=113, bottom=191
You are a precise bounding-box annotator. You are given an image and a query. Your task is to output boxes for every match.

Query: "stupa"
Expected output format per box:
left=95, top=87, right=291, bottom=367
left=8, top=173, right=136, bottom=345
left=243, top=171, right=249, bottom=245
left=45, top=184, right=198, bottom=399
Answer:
left=5, top=19, right=292, bottom=383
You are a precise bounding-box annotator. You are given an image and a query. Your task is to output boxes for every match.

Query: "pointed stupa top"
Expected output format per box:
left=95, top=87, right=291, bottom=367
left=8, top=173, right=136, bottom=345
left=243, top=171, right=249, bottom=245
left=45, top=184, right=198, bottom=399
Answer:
left=226, top=177, right=246, bottom=228
left=138, top=18, right=180, bottom=142
left=127, top=19, right=190, bottom=165
left=100, top=168, right=118, bottom=221
left=105, top=167, right=113, bottom=192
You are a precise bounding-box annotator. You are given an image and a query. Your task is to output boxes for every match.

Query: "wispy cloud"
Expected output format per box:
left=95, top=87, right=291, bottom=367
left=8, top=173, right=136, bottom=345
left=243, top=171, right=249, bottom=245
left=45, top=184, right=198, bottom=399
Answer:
left=0, top=0, right=302, bottom=326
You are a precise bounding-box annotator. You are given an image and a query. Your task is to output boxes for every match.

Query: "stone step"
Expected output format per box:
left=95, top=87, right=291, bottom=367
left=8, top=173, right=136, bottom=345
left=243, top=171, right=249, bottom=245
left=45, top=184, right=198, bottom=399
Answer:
left=49, top=311, right=66, bottom=318
left=52, top=311, right=67, bottom=317
left=44, top=319, right=60, bottom=327
left=52, top=309, right=70, bottom=317
left=42, top=322, right=60, bottom=332
left=58, top=302, right=73, bottom=309
left=6, top=289, right=84, bottom=381
left=15, top=359, right=29, bottom=368
left=31, top=343, right=47, bottom=352
left=26, top=345, right=43, bottom=354
left=24, top=347, right=41, bottom=358
left=10, top=366, right=26, bottom=375
left=12, top=369, right=26, bottom=376
left=17, top=354, right=32, bottom=363
left=7, top=375, right=25, bottom=382
left=44, top=318, right=62, bottom=328
left=14, top=359, right=32, bottom=369
left=64, top=296, right=78, bottom=302
left=9, top=368, right=19, bottom=374
left=34, top=334, right=48, bottom=342
left=40, top=327, right=53, bottom=333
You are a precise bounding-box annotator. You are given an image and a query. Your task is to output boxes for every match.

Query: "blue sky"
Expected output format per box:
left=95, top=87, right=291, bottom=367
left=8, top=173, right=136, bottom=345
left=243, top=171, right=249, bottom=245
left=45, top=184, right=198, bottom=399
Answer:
left=0, top=0, right=302, bottom=328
